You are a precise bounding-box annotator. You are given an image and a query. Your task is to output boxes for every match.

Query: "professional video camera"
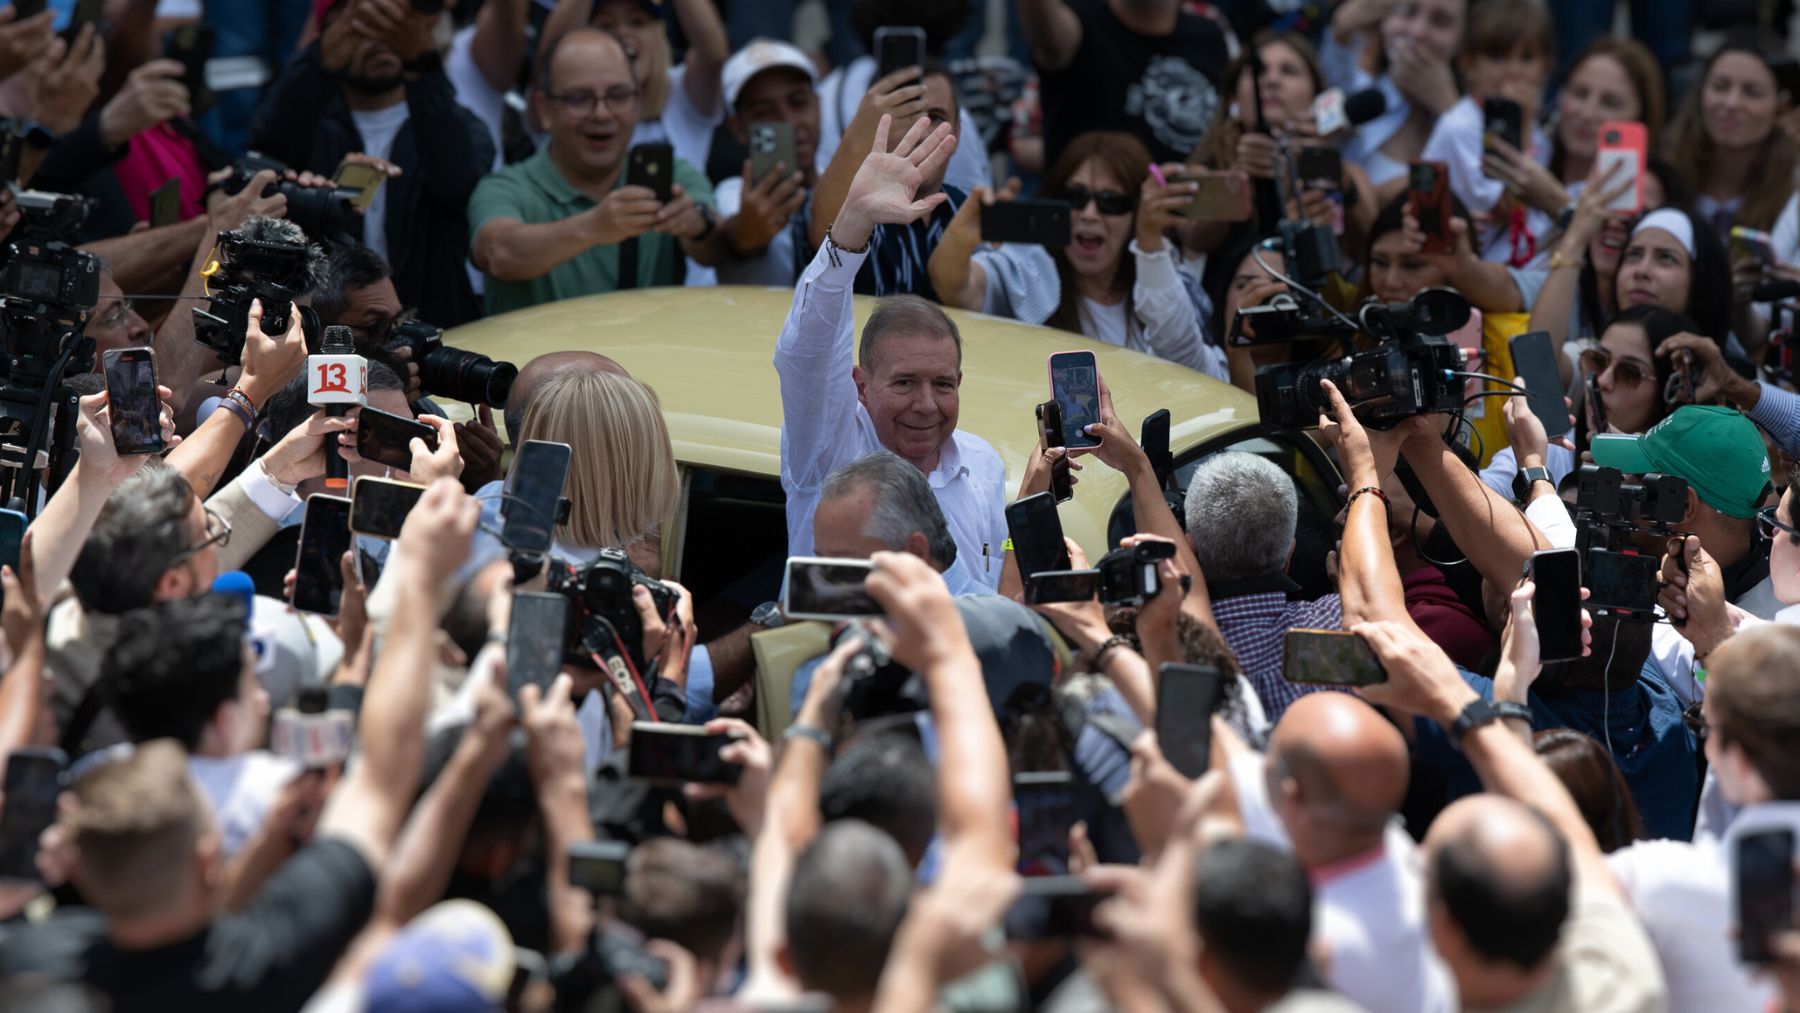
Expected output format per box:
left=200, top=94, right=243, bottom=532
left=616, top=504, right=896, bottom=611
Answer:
left=384, top=318, right=516, bottom=408
left=1254, top=288, right=1470, bottom=431
left=545, top=547, right=681, bottom=676
left=193, top=218, right=327, bottom=365
left=1096, top=539, right=1176, bottom=607
left=1571, top=464, right=1689, bottom=621
left=218, top=154, right=362, bottom=247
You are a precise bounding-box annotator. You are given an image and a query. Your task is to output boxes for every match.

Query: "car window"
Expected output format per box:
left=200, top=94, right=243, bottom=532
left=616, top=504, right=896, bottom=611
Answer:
left=677, top=468, right=789, bottom=634
left=1107, top=430, right=1343, bottom=600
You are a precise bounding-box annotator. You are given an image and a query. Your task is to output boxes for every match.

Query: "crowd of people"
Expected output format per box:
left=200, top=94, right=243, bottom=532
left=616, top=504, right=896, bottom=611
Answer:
left=2, top=0, right=1800, bottom=1010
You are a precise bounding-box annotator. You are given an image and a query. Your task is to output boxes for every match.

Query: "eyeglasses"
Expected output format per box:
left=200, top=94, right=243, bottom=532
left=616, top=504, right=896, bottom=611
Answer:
left=94, top=298, right=135, bottom=331
left=1057, top=186, right=1135, bottom=216
left=1579, top=348, right=1651, bottom=389
left=1758, top=505, right=1800, bottom=542
left=546, top=87, right=639, bottom=117
left=173, top=505, right=232, bottom=563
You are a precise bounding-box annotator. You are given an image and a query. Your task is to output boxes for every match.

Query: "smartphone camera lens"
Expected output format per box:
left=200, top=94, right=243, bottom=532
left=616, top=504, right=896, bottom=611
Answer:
left=1604, top=131, right=1619, bottom=145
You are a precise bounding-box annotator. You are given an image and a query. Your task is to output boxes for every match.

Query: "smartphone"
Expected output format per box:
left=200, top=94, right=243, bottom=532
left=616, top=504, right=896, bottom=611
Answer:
left=1732, top=226, right=1779, bottom=267
left=507, top=592, right=571, bottom=698
left=148, top=177, right=181, bottom=229
left=102, top=347, right=163, bottom=456
left=783, top=556, right=880, bottom=621
left=1482, top=97, right=1523, bottom=154
left=355, top=406, right=437, bottom=470
left=163, top=23, right=214, bottom=116
left=1156, top=663, right=1224, bottom=779
left=10, top=0, right=46, bottom=20
left=1528, top=548, right=1584, bottom=663
left=568, top=839, right=632, bottom=896
left=0, top=507, right=25, bottom=573
left=1408, top=161, right=1454, bottom=254
left=873, top=25, right=925, bottom=81
left=627, top=722, right=745, bottom=787
left=1035, top=401, right=1073, bottom=503
left=748, top=122, right=797, bottom=184
left=1140, top=408, right=1172, bottom=486
left=502, top=440, right=573, bottom=555
left=1585, top=370, right=1608, bottom=434
left=1022, top=568, right=1101, bottom=605
left=349, top=476, right=426, bottom=540
left=1594, top=122, right=1646, bottom=215
left=1005, top=491, right=1070, bottom=579
left=626, top=142, right=674, bottom=203
left=0, top=748, right=67, bottom=880
left=980, top=199, right=1073, bottom=247
left=1584, top=549, right=1659, bottom=616
left=332, top=160, right=387, bottom=212
left=0, top=124, right=22, bottom=185
left=1736, top=827, right=1796, bottom=964
left=1014, top=771, right=1075, bottom=876
left=1175, top=168, right=1254, bottom=221
left=1508, top=331, right=1572, bottom=440
left=291, top=495, right=352, bottom=615
left=1294, top=146, right=1343, bottom=192
left=61, top=0, right=99, bottom=41
left=1047, top=350, right=1101, bottom=449
left=1003, top=875, right=1108, bottom=940
left=1282, top=628, right=1388, bottom=686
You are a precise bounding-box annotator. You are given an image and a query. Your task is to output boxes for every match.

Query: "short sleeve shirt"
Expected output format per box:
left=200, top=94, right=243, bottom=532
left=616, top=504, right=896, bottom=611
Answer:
left=467, top=145, right=715, bottom=314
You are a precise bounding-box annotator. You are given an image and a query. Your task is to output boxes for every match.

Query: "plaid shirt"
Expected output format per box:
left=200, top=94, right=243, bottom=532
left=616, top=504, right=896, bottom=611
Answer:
left=1211, top=591, right=1348, bottom=722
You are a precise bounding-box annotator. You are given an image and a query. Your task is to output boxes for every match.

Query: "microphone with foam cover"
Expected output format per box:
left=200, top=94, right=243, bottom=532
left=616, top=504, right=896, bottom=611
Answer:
left=1344, top=88, right=1387, bottom=127
left=212, top=569, right=256, bottom=621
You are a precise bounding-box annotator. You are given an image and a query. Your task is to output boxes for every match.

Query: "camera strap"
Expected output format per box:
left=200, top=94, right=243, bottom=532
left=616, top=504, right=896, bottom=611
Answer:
left=582, top=615, right=658, bottom=722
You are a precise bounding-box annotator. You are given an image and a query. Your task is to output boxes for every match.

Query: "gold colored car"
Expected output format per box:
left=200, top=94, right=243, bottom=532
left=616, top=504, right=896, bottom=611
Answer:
left=444, top=286, right=1343, bottom=625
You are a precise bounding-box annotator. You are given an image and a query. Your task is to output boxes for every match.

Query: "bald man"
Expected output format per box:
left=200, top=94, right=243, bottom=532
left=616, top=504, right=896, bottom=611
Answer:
left=502, top=350, right=628, bottom=441
left=1228, top=693, right=1455, bottom=1013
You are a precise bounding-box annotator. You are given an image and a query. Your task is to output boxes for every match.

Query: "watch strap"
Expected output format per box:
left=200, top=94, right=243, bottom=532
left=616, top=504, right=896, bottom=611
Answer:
left=1450, top=697, right=1501, bottom=739
left=1493, top=701, right=1533, bottom=724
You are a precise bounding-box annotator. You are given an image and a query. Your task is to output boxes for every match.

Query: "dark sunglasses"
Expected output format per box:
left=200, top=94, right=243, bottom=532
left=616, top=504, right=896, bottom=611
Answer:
left=1058, top=186, right=1135, bottom=216
left=1579, top=348, right=1651, bottom=389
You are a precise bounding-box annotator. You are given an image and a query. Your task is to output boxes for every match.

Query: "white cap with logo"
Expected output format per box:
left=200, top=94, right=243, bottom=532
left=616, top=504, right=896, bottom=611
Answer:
left=722, top=38, right=817, bottom=109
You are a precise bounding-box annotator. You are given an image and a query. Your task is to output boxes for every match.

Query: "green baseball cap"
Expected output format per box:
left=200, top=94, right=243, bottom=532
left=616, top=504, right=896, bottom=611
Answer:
left=1588, top=405, right=1771, bottom=519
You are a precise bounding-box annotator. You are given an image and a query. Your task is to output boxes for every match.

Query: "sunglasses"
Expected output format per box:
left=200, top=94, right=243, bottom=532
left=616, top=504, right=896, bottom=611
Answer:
left=1758, top=505, right=1800, bottom=542
left=1058, top=186, right=1135, bottom=216
left=1579, top=348, right=1652, bottom=389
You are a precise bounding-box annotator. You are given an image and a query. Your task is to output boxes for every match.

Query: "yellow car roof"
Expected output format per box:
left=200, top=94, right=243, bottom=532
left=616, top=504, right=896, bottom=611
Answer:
left=443, top=285, right=1260, bottom=554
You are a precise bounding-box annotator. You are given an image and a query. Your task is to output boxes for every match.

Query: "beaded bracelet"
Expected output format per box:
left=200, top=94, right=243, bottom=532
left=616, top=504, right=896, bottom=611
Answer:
left=1347, top=485, right=1389, bottom=510
left=223, top=387, right=257, bottom=416
left=1089, top=634, right=1134, bottom=669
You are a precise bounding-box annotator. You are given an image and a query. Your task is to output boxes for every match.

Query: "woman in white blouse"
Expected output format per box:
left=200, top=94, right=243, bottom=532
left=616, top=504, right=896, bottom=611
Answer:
left=927, top=131, right=1225, bottom=379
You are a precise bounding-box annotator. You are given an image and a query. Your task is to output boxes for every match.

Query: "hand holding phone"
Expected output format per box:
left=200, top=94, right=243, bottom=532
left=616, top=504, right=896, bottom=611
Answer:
left=1282, top=629, right=1388, bottom=686
left=1508, top=331, right=1572, bottom=440
left=102, top=348, right=164, bottom=456
left=874, top=26, right=926, bottom=80
left=1408, top=162, right=1454, bottom=254
left=356, top=406, right=438, bottom=470
left=1594, top=122, right=1647, bottom=215
left=782, top=557, right=880, bottom=621
left=1526, top=549, right=1584, bottom=663
left=507, top=592, right=571, bottom=698
left=0, top=748, right=66, bottom=881
left=292, top=495, right=352, bottom=616
left=627, top=722, right=747, bottom=786
left=1048, top=350, right=1102, bottom=449
left=1005, top=492, right=1071, bottom=579
left=349, top=476, right=427, bottom=540
left=626, top=143, right=675, bottom=203
left=1156, top=664, right=1225, bottom=779
left=980, top=199, right=1073, bottom=246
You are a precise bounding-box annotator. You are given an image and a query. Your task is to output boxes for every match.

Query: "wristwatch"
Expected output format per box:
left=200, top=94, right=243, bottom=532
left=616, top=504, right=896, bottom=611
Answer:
left=1555, top=201, right=1577, bottom=232
left=1512, top=465, right=1553, bottom=504
left=1493, top=701, right=1533, bottom=724
left=1450, top=697, right=1503, bottom=740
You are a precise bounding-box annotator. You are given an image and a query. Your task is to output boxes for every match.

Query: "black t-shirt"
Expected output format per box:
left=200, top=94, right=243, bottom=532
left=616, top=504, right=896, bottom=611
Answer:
left=0, top=838, right=375, bottom=1013
left=1039, top=0, right=1229, bottom=166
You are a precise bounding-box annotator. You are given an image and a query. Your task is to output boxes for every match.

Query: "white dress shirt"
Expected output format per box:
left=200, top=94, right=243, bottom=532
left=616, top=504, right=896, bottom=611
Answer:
left=775, top=241, right=1010, bottom=593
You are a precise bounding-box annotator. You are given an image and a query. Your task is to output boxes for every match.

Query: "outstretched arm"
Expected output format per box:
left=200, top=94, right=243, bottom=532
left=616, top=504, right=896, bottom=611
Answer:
left=1017, top=0, right=1083, bottom=73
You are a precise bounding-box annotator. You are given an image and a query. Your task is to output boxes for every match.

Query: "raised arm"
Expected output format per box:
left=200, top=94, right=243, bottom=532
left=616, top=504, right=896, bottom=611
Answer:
left=671, top=0, right=728, bottom=116
left=521, top=670, right=598, bottom=955
left=1017, top=0, right=1083, bottom=73
left=926, top=184, right=999, bottom=312
left=25, top=395, right=157, bottom=603
left=79, top=219, right=209, bottom=296
left=314, top=479, right=480, bottom=874
left=469, top=181, right=661, bottom=282
left=1399, top=412, right=1550, bottom=597
left=164, top=298, right=308, bottom=499
left=468, top=0, right=529, bottom=92
left=807, top=69, right=933, bottom=250
left=1319, top=380, right=1424, bottom=626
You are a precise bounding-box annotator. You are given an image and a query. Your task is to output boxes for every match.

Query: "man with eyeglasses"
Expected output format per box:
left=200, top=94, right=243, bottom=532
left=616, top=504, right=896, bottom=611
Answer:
left=468, top=28, right=739, bottom=315
left=89, top=268, right=153, bottom=359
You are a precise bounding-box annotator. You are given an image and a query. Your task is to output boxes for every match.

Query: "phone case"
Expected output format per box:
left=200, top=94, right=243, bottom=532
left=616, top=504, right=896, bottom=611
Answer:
left=103, top=348, right=164, bottom=456
left=1482, top=97, right=1523, bottom=152
left=748, top=122, right=796, bottom=183
left=627, top=144, right=674, bottom=203
left=1595, top=121, right=1646, bottom=215
left=980, top=200, right=1073, bottom=247
left=873, top=26, right=925, bottom=79
left=1175, top=169, right=1253, bottom=221
left=1409, top=161, right=1454, bottom=254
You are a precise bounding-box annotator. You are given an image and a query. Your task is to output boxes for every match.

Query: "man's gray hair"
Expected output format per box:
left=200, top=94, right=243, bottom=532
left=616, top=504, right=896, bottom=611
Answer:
left=1184, top=451, right=1297, bottom=582
left=821, top=451, right=957, bottom=569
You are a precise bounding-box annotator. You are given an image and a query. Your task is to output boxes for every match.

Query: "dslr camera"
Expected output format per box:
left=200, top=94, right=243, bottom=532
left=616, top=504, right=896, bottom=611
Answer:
left=192, top=220, right=326, bottom=365
left=545, top=548, right=681, bottom=674
left=383, top=318, right=516, bottom=408
left=1571, top=464, right=1689, bottom=621
left=2, top=189, right=101, bottom=367
left=1255, top=288, right=1469, bottom=431
left=217, top=155, right=361, bottom=247
left=1097, top=540, right=1176, bottom=607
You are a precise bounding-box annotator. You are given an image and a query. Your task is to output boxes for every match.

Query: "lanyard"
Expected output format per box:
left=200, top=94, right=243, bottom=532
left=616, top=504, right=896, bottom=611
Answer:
left=1508, top=204, right=1537, bottom=268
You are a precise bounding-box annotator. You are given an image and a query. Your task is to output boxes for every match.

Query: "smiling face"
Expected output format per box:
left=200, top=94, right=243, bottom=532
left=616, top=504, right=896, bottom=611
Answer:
left=1593, top=320, right=1659, bottom=434
left=852, top=333, right=961, bottom=472
left=1061, top=158, right=1134, bottom=282
left=1461, top=42, right=1550, bottom=122
left=1558, top=54, right=1641, bottom=165
left=1588, top=171, right=1666, bottom=274
left=537, top=31, right=641, bottom=181
left=1617, top=226, right=1692, bottom=315
left=1235, top=40, right=1318, bottom=129
left=1369, top=229, right=1449, bottom=304
left=1701, top=52, right=1779, bottom=151
left=591, top=0, right=659, bottom=87
left=732, top=68, right=820, bottom=180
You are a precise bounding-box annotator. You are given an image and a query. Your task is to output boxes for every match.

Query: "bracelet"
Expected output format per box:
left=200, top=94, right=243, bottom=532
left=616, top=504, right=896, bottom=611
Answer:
left=1548, top=250, right=1584, bottom=271
left=224, top=386, right=257, bottom=415
left=783, top=723, right=833, bottom=752
left=825, top=222, right=872, bottom=255
left=216, top=398, right=253, bottom=431
left=1089, top=634, right=1133, bottom=669
left=1347, top=485, right=1389, bottom=510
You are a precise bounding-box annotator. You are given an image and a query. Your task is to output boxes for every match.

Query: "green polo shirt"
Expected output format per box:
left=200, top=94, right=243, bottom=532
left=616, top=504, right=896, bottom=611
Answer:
left=467, top=145, right=714, bottom=315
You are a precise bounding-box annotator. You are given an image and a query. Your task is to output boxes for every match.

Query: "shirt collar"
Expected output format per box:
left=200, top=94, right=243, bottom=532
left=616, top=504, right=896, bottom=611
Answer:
left=1777, top=601, right=1800, bottom=626
left=1308, top=840, right=1387, bottom=888
left=1207, top=573, right=1302, bottom=600
left=526, top=144, right=596, bottom=209
left=927, top=434, right=970, bottom=488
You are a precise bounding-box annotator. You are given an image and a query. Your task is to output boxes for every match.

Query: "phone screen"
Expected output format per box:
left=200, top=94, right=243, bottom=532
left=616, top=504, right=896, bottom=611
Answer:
left=1585, top=550, right=1658, bottom=615
left=1022, top=568, right=1100, bottom=604
left=502, top=440, right=573, bottom=554
left=1509, top=331, right=1572, bottom=439
left=1156, top=664, right=1224, bottom=779
left=1048, top=351, right=1101, bottom=449
left=874, top=26, right=925, bottom=80
left=1737, top=827, right=1796, bottom=963
left=507, top=592, right=571, bottom=698
left=292, top=496, right=352, bottom=615
left=1005, top=492, right=1070, bottom=579
left=1014, top=772, right=1075, bottom=876
left=1282, top=629, right=1388, bottom=686
left=356, top=407, right=436, bottom=470
left=103, top=349, right=163, bottom=456
left=568, top=840, right=631, bottom=896
left=1003, top=876, right=1108, bottom=940
left=0, top=750, right=66, bottom=880
left=350, top=478, right=426, bottom=540
left=783, top=558, right=880, bottom=619
left=149, top=177, right=181, bottom=229
left=1528, top=548, right=1584, bottom=662
left=0, top=508, right=25, bottom=572
left=627, top=723, right=744, bottom=786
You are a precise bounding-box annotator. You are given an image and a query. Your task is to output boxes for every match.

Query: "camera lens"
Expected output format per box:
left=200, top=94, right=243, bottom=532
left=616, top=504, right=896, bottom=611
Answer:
left=1604, top=130, right=1620, bottom=145
left=419, top=343, right=518, bottom=408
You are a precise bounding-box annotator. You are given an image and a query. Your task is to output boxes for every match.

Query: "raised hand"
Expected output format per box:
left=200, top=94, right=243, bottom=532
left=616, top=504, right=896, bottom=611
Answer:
left=833, top=115, right=958, bottom=249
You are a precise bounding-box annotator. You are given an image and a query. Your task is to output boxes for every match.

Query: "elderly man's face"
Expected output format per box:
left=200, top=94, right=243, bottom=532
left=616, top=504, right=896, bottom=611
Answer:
left=89, top=273, right=152, bottom=358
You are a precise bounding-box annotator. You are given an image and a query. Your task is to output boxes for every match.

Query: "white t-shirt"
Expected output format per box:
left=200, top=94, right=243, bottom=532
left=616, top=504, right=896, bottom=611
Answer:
left=188, top=751, right=303, bottom=859
left=350, top=102, right=410, bottom=261
left=1229, top=753, right=1456, bottom=1013
left=634, top=64, right=724, bottom=288
left=1420, top=96, right=1554, bottom=268
left=1078, top=296, right=1129, bottom=349
left=816, top=56, right=993, bottom=196
left=446, top=24, right=507, bottom=172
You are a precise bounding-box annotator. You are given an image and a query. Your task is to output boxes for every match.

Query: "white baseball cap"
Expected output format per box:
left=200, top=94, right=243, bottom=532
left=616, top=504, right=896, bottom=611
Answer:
left=722, top=38, right=817, bottom=109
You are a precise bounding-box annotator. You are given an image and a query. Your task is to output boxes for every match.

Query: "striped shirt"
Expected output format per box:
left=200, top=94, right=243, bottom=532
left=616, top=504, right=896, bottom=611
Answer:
left=1211, top=590, right=1349, bottom=722
left=856, top=185, right=966, bottom=299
